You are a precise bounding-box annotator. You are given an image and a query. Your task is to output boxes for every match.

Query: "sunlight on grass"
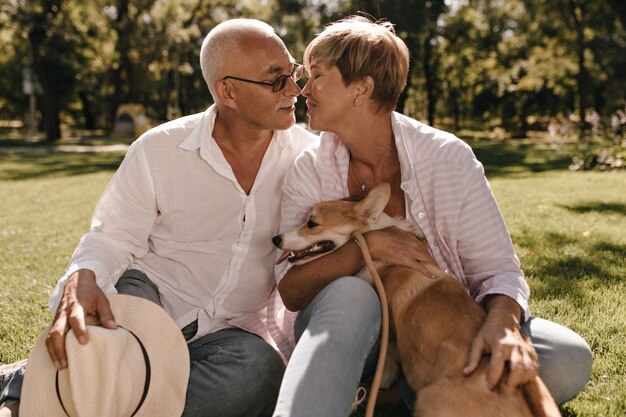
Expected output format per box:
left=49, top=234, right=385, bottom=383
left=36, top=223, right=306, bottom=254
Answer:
left=491, top=170, right=626, bottom=416
left=0, top=142, right=624, bottom=416
left=0, top=154, right=121, bottom=362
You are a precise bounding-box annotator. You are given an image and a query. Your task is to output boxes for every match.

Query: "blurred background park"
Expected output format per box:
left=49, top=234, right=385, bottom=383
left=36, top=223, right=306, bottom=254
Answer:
left=0, top=1, right=625, bottom=416
left=0, top=0, right=624, bottom=171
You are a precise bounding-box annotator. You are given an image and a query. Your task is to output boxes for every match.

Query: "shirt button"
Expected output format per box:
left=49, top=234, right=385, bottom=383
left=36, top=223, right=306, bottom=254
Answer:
left=418, top=212, right=425, bottom=219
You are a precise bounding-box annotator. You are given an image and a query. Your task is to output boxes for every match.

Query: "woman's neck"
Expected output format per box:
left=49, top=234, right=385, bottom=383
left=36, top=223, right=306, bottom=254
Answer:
left=340, top=112, right=394, bottom=168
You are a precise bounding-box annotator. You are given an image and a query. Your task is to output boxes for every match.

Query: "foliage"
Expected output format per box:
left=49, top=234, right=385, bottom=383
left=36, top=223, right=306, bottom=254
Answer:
left=546, top=108, right=626, bottom=171
left=0, top=0, right=624, bottom=141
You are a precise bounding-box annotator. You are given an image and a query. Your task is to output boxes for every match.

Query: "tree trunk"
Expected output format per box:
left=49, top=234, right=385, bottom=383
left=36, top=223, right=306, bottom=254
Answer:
left=422, top=32, right=436, bottom=127
left=568, top=0, right=589, bottom=131
left=28, top=14, right=61, bottom=142
left=79, top=91, right=96, bottom=130
left=110, top=0, right=131, bottom=127
left=606, top=0, right=626, bottom=28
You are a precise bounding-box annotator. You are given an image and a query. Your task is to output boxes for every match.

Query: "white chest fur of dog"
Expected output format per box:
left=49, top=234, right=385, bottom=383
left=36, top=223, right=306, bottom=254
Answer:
left=273, top=183, right=561, bottom=417
left=273, top=183, right=422, bottom=272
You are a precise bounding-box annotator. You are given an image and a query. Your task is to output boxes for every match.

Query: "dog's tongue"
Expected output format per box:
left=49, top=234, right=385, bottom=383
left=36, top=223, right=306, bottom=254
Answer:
left=276, top=250, right=290, bottom=265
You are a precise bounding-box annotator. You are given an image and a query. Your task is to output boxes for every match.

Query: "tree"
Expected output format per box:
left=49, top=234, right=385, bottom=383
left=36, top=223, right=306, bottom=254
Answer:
left=4, top=0, right=112, bottom=140
left=14, top=1, right=64, bottom=141
left=345, top=0, right=447, bottom=125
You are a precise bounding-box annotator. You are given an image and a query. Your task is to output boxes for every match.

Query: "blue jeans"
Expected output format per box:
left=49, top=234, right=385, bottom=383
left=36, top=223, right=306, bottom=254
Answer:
left=1, top=270, right=285, bottom=417
left=272, top=276, right=592, bottom=417
left=273, top=276, right=382, bottom=417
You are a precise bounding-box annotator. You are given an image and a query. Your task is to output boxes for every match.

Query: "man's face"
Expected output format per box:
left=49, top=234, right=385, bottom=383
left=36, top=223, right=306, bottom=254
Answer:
left=224, top=35, right=301, bottom=131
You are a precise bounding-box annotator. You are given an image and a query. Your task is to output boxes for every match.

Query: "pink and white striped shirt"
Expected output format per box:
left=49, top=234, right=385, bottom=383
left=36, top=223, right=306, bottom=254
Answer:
left=273, top=112, right=530, bottom=350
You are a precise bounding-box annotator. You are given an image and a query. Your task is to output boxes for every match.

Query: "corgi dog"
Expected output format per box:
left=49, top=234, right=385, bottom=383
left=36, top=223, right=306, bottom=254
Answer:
left=272, top=183, right=560, bottom=417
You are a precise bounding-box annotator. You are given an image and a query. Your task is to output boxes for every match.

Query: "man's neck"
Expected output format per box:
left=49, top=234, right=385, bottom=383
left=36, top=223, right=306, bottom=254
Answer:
left=211, top=110, right=274, bottom=194
left=212, top=112, right=274, bottom=157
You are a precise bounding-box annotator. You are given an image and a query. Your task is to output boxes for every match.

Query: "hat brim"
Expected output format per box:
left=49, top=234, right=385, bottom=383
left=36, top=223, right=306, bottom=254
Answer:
left=20, top=294, right=189, bottom=417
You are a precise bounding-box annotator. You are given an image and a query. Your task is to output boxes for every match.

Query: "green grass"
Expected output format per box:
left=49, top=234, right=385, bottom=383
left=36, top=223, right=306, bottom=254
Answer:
left=1, top=138, right=625, bottom=416
left=0, top=150, right=125, bottom=361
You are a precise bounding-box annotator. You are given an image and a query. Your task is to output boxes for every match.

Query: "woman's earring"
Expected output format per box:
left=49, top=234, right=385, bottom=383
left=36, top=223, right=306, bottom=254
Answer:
left=353, top=98, right=360, bottom=106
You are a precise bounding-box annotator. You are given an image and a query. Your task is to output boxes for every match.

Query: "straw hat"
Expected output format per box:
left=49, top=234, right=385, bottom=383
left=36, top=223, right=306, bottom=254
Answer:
left=20, top=294, right=189, bottom=417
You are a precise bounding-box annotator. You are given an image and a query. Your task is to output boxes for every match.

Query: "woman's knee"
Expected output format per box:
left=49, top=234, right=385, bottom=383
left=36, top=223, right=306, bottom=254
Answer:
left=545, top=338, right=592, bottom=404
left=318, top=276, right=380, bottom=314
left=294, top=276, right=382, bottom=352
left=297, top=276, right=381, bottom=333
left=526, top=318, right=592, bottom=404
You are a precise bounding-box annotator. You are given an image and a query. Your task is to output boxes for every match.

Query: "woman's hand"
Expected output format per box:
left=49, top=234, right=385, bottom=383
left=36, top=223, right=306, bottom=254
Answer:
left=364, top=226, right=437, bottom=278
left=463, top=295, right=538, bottom=388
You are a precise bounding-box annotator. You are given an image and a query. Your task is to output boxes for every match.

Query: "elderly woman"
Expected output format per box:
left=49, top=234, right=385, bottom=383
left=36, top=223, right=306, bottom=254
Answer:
left=272, top=16, right=591, bottom=417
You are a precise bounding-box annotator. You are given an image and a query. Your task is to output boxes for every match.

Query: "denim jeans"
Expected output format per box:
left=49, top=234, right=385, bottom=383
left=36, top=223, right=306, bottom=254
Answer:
left=1, top=270, right=285, bottom=417
left=272, top=275, right=592, bottom=417
left=273, top=276, right=382, bottom=417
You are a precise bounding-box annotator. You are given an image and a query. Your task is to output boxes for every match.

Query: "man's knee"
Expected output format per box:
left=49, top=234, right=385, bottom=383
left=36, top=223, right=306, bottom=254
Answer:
left=241, top=339, right=285, bottom=415
left=250, top=339, right=285, bottom=386
left=114, top=269, right=162, bottom=306
left=185, top=333, right=284, bottom=417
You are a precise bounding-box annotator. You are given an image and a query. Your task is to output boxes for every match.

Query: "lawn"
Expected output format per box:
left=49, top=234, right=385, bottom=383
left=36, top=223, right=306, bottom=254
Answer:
left=0, top=137, right=624, bottom=416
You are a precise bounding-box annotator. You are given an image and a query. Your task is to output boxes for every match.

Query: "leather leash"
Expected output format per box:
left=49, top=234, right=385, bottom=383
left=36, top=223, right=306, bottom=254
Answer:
left=351, top=230, right=390, bottom=417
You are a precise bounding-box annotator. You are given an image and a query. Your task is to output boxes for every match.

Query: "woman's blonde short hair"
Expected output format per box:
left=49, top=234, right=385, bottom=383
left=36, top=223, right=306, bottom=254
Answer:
left=304, top=16, right=410, bottom=112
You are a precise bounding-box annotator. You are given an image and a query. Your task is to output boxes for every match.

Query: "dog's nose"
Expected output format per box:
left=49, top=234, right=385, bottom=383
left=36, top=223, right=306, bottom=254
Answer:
left=272, top=235, right=282, bottom=247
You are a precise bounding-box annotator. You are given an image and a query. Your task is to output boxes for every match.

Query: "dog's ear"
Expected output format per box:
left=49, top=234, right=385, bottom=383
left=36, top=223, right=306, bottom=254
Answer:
left=354, top=183, right=391, bottom=223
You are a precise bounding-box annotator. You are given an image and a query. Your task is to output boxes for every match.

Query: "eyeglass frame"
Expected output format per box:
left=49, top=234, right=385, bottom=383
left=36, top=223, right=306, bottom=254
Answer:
left=222, top=64, right=304, bottom=92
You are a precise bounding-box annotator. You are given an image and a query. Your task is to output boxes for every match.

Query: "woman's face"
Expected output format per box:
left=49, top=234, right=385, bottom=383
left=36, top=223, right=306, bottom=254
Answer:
left=301, top=59, right=357, bottom=132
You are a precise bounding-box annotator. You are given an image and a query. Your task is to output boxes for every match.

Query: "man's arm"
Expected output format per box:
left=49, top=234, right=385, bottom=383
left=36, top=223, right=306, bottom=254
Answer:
left=46, top=140, right=158, bottom=367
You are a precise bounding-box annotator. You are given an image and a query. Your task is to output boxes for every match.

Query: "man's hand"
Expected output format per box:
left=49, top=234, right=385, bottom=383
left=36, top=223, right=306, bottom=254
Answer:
left=463, top=295, right=538, bottom=389
left=45, top=269, right=117, bottom=370
left=365, top=227, right=437, bottom=278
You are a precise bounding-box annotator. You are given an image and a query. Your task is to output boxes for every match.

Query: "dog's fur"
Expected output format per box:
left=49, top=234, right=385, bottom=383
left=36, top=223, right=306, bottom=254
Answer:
left=273, top=184, right=560, bottom=417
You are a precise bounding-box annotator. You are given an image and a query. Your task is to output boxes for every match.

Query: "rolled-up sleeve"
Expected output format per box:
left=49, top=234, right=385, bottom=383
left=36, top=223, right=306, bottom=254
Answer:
left=49, top=140, right=158, bottom=311
left=456, top=164, right=530, bottom=320
left=274, top=149, right=323, bottom=284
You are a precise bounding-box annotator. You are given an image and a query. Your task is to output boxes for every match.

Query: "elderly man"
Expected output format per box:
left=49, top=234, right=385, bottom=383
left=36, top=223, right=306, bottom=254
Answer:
left=0, top=18, right=316, bottom=417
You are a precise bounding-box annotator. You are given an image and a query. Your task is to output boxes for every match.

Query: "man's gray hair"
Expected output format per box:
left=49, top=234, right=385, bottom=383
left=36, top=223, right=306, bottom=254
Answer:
left=200, top=19, right=276, bottom=99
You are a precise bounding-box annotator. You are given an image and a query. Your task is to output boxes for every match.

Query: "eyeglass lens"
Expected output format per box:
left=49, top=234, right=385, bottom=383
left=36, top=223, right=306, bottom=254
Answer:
left=272, top=65, right=304, bottom=92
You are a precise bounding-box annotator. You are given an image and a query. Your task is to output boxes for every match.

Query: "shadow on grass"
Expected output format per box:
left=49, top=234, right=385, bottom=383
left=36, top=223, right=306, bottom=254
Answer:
left=561, top=406, right=580, bottom=417
left=0, top=151, right=125, bottom=181
left=558, top=202, right=626, bottom=216
left=516, top=231, right=625, bottom=302
left=465, top=138, right=571, bottom=178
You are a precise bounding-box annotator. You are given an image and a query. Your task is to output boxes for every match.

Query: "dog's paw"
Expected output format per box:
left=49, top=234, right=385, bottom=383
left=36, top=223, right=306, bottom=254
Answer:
left=355, top=268, right=374, bottom=285
left=380, top=345, right=400, bottom=389
left=380, top=362, right=399, bottom=389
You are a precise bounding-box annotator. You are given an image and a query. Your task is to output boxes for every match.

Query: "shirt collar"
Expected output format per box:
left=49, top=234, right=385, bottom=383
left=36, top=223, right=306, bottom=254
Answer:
left=178, top=104, right=292, bottom=153
left=390, top=111, right=415, bottom=183
left=320, top=112, right=412, bottom=168
left=178, top=105, right=217, bottom=151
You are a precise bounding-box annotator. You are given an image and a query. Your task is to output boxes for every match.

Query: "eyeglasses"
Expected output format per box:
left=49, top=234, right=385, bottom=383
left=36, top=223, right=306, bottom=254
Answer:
left=222, top=64, right=304, bottom=92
